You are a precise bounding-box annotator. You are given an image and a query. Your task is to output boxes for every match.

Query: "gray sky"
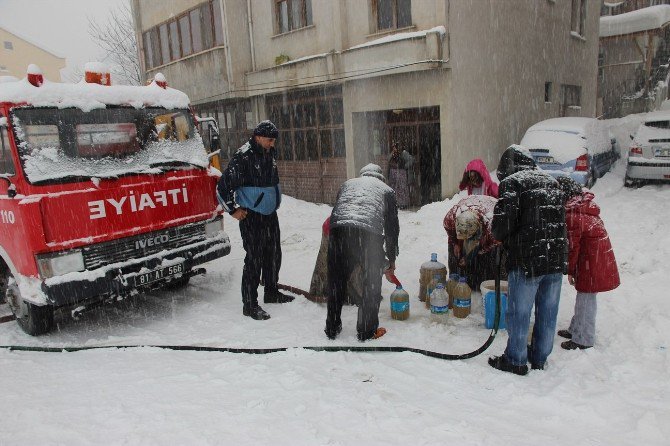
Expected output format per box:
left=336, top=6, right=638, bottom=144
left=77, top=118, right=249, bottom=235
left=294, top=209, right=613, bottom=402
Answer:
left=0, top=0, right=129, bottom=82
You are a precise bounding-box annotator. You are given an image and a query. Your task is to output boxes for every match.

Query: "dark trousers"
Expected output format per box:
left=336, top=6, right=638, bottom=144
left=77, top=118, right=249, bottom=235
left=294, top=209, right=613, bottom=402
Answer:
left=239, top=211, right=282, bottom=308
left=326, top=227, right=385, bottom=340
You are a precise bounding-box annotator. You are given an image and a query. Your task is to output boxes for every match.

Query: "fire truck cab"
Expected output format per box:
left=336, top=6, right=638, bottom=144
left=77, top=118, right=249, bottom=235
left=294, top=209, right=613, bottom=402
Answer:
left=0, top=65, right=230, bottom=335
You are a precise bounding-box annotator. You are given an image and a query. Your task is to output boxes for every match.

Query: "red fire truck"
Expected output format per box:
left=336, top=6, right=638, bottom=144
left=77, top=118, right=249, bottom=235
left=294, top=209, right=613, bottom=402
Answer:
left=0, top=65, right=230, bottom=335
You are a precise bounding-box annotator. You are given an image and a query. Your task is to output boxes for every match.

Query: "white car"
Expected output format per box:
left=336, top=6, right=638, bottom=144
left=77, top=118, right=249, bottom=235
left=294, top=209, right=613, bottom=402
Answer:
left=626, top=111, right=670, bottom=187
left=520, top=117, right=618, bottom=186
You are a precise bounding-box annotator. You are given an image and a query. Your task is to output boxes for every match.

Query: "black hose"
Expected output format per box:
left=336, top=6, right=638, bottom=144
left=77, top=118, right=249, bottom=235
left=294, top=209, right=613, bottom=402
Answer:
left=0, top=250, right=504, bottom=361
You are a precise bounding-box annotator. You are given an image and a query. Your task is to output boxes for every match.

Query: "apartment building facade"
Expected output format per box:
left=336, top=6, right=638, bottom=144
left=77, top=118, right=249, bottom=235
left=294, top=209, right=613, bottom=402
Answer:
left=132, top=0, right=599, bottom=205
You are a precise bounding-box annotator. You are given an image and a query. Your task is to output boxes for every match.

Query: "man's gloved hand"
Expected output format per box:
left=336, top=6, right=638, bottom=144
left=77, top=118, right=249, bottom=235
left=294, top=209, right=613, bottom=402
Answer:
left=384, top=261, right=396, bottom=283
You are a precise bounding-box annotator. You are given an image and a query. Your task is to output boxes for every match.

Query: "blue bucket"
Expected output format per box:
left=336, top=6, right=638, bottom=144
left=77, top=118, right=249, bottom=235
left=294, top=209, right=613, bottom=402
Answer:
left=481, top=280, right=508, bottom=330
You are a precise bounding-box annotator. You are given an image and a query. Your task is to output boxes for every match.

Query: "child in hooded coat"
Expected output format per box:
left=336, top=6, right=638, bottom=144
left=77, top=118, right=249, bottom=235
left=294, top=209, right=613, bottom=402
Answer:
left=459, top=159, right=499, bottom=198
left=556, top=177, right=620, bottom=350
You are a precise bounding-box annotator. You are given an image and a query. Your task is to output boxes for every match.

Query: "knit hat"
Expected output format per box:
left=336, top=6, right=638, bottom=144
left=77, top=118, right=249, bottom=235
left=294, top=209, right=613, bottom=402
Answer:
left=253, top=120, right=279, bottom=138
left=359, top=163, right=386, bottom=182
left=556, top=175, right=583, bottom=200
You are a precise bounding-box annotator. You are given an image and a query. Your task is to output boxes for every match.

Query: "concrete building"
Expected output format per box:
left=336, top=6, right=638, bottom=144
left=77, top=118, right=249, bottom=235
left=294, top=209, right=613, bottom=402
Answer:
left=132, top=0, right=599, bottom=205
left=599, top=2, right=670, bottom=118
left=0, top=26, right=65, bottom=81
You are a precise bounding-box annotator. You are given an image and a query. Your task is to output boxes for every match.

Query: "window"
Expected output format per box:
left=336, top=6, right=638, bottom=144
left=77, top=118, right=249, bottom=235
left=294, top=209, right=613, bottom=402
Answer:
left=0, top=117, right=15, bottom=175
left=192, top=100, right=253, bottom=159
left=374, top=0, right=412, bottom=32
left=571, top=0, right=586, bottom=37
left=142, top=0, right=224, bottom=69
left=275, top=0, right=313, bottom=34
left=560, top=84, right=581, bottom=116
left=544, top=82, right=552, bottom=103
left=267, top=87, right=344, bottom=161
left=3, top=41, right=12, bottom=50
left=159, top=23, right=171, bottom=65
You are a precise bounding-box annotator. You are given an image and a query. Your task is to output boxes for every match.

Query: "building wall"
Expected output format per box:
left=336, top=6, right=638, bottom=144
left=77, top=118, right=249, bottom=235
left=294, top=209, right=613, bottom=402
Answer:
left=447, top=0, right=599, bottom=177
left=0, top=28, right=65, bottom=81
left=132, top=0, right=600, bottom=203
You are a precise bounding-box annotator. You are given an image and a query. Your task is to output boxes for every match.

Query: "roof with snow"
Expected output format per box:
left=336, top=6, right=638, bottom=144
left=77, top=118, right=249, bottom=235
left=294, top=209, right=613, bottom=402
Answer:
left=0, top=77, right=191, bottom=111
left=642, top=109, right=670, bottom=122
left=600, top=5, right=670, bottom=38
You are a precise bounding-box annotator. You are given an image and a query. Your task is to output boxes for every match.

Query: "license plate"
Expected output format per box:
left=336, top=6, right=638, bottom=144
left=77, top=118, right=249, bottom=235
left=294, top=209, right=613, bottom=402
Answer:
left=134, top=263, right=184, bottom=286
left=655, top=148, right=670, bottom=157
left=536, top=156, right=554, bottom=164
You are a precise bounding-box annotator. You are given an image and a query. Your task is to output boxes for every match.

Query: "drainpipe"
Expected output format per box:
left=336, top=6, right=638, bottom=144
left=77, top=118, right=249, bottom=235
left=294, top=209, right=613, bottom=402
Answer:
left=247, top=0, right=256, bottom=72
left=220, top=0, right=235, bottom=92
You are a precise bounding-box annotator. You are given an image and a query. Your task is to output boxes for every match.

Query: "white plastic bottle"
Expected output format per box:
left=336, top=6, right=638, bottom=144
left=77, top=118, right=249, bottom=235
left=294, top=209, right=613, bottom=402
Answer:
left=430, top=283, right=449, bottom=324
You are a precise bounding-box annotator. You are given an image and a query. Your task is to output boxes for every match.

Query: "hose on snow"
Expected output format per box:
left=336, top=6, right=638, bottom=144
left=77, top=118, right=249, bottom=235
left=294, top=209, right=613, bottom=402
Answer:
left=0, top=249, right=503, bottom=361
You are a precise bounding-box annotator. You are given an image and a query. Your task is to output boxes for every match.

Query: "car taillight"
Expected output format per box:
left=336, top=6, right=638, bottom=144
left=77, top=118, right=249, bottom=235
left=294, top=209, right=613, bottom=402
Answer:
left=629, top=146, right=643, bottom=156
left=575, top=154, right=589, bottom=171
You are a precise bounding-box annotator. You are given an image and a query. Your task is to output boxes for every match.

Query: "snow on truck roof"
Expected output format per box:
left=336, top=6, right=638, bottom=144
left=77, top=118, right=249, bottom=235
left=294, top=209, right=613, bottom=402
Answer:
left=0, top=77, right=190, bottom=111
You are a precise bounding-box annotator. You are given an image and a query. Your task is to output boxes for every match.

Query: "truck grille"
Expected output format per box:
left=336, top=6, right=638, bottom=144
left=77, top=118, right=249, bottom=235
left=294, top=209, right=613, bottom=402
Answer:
left=82, top=222, right=208, bottom=270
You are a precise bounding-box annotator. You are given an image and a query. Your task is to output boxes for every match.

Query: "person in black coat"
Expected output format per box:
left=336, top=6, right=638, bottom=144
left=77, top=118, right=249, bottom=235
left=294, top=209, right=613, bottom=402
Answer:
left=488, top=145, right=567, bottom=375
left=325, top=164, right=400, bottom=341
left=217, top=120, right=293, bottom=320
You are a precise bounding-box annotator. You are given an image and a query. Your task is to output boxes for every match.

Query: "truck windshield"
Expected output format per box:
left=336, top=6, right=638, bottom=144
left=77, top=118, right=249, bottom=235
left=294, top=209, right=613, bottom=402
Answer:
left=11, top=107, right=209, bottom=184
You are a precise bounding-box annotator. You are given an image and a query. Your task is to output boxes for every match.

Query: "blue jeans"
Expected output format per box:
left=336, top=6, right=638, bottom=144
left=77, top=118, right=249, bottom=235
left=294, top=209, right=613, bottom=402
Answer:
left=504, top=269, right=563, bottom=366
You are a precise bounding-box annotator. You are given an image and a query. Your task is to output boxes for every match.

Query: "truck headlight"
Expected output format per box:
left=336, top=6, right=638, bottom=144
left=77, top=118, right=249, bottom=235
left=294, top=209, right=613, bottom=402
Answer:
left=36, top=250, right=85, bottom=279
left=205, top=219, right=224, bottom=237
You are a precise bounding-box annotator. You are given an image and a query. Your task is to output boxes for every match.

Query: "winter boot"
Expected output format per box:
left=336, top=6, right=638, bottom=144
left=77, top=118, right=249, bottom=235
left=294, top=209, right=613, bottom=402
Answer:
left=264, top=289, right=294, bottom=304
left=324, top=323, right=342, bottom=340
left=243, top=305, right=271, bottom=320
left=561, top=340, right=591, bottom=350
left=488, top=355, right=528, bottom=376
left=557, top=329, right=572, bottom=339
left=357, top=327, right=386, bottom=342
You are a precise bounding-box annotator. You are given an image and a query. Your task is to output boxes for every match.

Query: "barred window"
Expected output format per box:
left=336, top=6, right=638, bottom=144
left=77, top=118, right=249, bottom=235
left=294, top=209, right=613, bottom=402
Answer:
left=275, top=0, right=313, bottom=34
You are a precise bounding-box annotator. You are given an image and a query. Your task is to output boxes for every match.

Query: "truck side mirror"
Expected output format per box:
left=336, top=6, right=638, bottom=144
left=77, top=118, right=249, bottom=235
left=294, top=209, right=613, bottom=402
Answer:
left=209, top=127, right=220, bottom=152
left=0, top=177, right=16, bottom=198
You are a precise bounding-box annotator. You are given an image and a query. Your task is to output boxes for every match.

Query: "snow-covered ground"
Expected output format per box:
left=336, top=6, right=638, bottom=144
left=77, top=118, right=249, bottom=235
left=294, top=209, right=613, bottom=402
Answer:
left=1, top=126, right=669, bottom=445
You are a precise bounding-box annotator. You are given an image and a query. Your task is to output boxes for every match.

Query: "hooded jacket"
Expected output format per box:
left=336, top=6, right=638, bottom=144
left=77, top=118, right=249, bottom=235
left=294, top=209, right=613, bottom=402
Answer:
left=491, top=146, right=567, bottom=277
left=330, top=164, right=399, bottom=262
left=565, top=191, right=620, bottom=293
left=459, top=159, right=499, bottom=198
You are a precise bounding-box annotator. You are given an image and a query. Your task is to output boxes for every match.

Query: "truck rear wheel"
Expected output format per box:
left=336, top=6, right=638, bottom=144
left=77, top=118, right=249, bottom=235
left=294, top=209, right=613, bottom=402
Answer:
left=5, top=276, right=54, bottom=336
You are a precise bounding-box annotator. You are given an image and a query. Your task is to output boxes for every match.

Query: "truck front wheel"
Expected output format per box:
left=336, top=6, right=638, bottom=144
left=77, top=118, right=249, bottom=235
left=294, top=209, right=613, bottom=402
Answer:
left=5, top=276, right=54, bottom=336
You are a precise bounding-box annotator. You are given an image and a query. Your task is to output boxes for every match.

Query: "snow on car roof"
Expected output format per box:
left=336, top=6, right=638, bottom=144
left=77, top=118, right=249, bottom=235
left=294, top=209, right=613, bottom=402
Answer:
left=525, top=117, right=594, bottom=136
left=600, top=5, right=670, bottom=38
left=642, top=109, right=670, bottom=123
left=520, top=130, right=586, bottom=165
left=0, top=77, right=190, bottom=111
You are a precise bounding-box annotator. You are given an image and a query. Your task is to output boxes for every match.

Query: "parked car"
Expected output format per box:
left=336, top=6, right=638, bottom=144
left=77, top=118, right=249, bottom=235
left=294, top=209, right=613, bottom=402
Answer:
left=626, top=110, right=670, bottom=187
left=519, top=117, right=618, bottom=186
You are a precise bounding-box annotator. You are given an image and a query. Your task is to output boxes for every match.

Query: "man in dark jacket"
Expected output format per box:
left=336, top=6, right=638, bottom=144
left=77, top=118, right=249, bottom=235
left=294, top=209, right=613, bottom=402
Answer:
left=217, top=120, right=293, bottom=321
left=325, top=164, right=400, bottom=342
left=489, top=145, right=567, bottom=375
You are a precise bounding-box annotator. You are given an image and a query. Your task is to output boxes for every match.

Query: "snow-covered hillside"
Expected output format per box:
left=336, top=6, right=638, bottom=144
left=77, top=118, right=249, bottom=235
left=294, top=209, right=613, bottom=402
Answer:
left=0, top=145, right=668, bottom=445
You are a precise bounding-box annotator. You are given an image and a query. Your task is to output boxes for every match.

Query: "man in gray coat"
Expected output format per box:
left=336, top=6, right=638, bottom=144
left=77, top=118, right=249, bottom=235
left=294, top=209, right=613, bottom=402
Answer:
left=325, top=164, right=400, bottom=341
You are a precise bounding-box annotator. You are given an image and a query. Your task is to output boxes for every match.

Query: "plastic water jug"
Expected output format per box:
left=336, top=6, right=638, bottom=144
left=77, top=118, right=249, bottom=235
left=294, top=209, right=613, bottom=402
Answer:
left=390, top=285, right=410, bottom=320
left=418, top=253, right=447, bottom=302
left=430, top=283, right=449, bottom=323
left=425, top=273, right=443, bottom=309
left=452, top=277, right=472, bottom=319
left=446, top=273, right=460, bottom=308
